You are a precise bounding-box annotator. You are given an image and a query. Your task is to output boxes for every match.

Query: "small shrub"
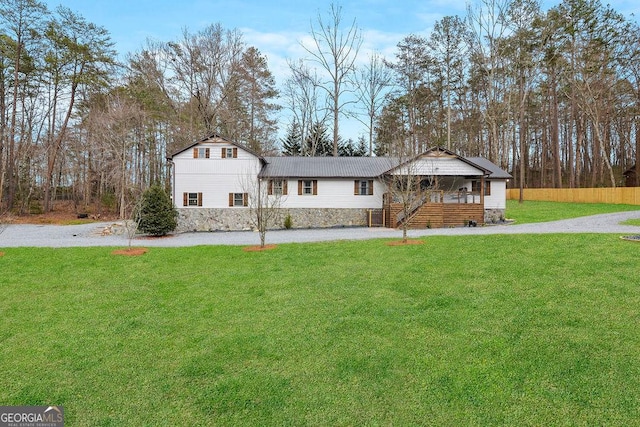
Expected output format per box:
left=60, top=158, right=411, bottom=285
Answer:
left=284, top=213, right=293, bottom=229
left=101, top=192, right=116, bottom=210
left=136, top=186, right=177, bottom=236
left=29, top=201, right=43, bottom=214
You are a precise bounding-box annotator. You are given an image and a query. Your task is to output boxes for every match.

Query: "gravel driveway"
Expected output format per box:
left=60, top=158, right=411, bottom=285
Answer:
left=1, top=210, right=639, bottom=248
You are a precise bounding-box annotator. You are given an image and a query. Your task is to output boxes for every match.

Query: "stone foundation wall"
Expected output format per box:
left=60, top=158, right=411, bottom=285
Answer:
left=176, top=208, right=371, bottom=232
left=283, top=208, right=369, bottom=229
left=176, top=207, right=506, bottom=231
left=176, top=209, right=254, bottom=232
left=484, top=208, right=506, bottom=224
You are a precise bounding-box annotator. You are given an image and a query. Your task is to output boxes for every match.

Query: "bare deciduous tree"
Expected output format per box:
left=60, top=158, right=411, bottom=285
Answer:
left=122, top=197, right=142, bottom=249
left=429, top=15, right=469, bottom=151
left=85, top=92, right=145, bottom=218
left=384, top=136, right=423, bottom=243
left=353, top=52, right=393, bottom=156
left=302, top=3, right=362, bottom=156
left=283, top=60, right=330, bottom=156
left=242, top=174, right=285, bottom=248
left=42, top=6, right=116, bottom=212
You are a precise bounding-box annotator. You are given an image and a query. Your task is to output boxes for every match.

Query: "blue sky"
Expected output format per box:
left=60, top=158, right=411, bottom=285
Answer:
left=41, top=0, right=639, bottom=62
left=42, top=0, right=640, bottom=141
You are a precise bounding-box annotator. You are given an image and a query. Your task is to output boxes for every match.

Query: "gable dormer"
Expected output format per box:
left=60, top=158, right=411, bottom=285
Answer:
left=167, top=133, right=263, bottom=161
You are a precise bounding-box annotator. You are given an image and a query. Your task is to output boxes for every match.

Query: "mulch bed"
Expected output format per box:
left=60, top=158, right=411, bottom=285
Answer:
left=243, top=244, right=277, bottom=252
left=0, top=251, right=5, bottom=257
left=135, top=234, right=176, bottom=240
left=112, top=247, right=148, bottom=256
left=386, top=239, right=425, bottom=246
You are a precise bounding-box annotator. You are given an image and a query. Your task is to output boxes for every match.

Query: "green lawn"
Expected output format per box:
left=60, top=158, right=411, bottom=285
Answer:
left=506, top=199, right=640, bottom=224
left=621, top=218, right=640, bottom=226
left=1, top=235, right=640, bottom=425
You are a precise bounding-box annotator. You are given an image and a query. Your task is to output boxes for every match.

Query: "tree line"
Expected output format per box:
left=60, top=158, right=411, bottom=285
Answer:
left=1, top=0, right=639, bottom=216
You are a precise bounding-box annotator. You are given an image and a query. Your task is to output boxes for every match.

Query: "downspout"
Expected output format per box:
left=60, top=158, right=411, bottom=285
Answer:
left=166, top=158, right=175, bottom=207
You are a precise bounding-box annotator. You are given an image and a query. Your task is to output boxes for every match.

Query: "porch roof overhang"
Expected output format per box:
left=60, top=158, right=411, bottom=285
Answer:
left=384, top=148, right=492, bottom=178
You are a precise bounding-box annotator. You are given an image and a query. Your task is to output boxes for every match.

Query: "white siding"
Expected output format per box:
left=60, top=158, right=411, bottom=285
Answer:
left=277, top=179, right=384, bottom=209
left=173, top=143, right=261, bottom=208
left=172, top=143, right=256, bottom=160
left=391, top=157, right=484, bottom=176
left=485, top=180, right=507, bottom=209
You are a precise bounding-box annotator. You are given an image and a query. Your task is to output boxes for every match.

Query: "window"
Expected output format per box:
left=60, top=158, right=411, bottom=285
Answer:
left=298, top=180, right=317, bottom=195
left=183, top=192, right=202, bottom=206
left=228, top=193, right=248, bottom=207
left=268, top=179, right=288, bottom=196
left=222, top=147, right=238, bottom=158
left=303, top=180, right=313, bottom=194
left=354, top=180, right=373, bottom=196
left=472, top=180, right=491, bottom=196
left=192, top=147, right=210, bottom=158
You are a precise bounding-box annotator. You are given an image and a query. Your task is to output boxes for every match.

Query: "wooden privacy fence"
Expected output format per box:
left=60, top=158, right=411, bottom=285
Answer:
left=506, top=187, right=640, bottom=205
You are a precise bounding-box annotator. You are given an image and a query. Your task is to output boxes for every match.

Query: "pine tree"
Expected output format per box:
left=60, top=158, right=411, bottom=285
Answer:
left=305, top=121, right=332, bottom=156
left=281, top=121, right=302, bottom=156
left=136, top=185, right=177, bottom=236
left=338, top=138, right=355, bottom=156
left=353, top=135, right=368, bottom=156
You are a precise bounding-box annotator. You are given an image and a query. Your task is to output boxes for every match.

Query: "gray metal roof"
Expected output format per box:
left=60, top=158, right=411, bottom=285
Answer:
left=259, top=155, right=512, bottom=180
left=466, top=157, right=513, bottom=179
left=168, top=133, right=263, bottom=160
left=259, top=156, right=396, bottom=178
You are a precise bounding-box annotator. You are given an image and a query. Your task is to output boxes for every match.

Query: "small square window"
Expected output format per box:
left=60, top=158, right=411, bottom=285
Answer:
left=233, top=193, right=245, bottom=206
left=302, top=180, right=313, bottom=195
left=273, top=180, right=283, bottom=196
left=188, top=193, right=199, bottom=206
left=472, top=180, right=491, bottom=196
left=359, top=180, right=369, bottom=195
left=225, top=148, right=234, bottom=158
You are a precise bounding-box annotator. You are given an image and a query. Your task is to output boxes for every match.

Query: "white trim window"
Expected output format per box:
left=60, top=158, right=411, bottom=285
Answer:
left=222, top=147, right=238, bottom=158
left=228, top=192, right=248, bottom=207
left=354, top=180, right=373, bottom=196
left=193, top=148, right=210, bottom=159
left=268, top=179, right=288, bottom=196
left=183, top=192, right=202, bottom=206
left=298, top=180, right=317, bottom=195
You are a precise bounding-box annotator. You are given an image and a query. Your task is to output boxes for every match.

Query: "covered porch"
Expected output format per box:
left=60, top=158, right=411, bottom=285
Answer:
left=382, top=175, right=486, bottom=229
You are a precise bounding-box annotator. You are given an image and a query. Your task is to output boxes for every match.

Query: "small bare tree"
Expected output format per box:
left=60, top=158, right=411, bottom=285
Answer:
left=242, top=174, right=285, bottom=248
left=384, top=136, right=426, bottom=243
left=122, top=197, right=143, bottom=249
left=386, top=163, right=424, bottom=243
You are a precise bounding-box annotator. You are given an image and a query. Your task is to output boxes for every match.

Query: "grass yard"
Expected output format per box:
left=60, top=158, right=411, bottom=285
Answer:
left=1, top=235, right=640, bottom=425
left=621, top=218, right=640, bottom=227
left=506, top=199, right=640, bottom=224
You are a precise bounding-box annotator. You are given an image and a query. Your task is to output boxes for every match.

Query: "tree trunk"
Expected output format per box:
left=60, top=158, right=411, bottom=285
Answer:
left=550, top=75, right=562, bottom=188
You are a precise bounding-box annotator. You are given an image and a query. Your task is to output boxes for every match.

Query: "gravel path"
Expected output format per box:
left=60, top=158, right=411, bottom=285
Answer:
left=0, top=210, right=639, bottom=248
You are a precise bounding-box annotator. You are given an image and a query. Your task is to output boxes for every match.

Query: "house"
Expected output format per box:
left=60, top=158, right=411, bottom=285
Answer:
left=167, top=134, right=511, bottom=232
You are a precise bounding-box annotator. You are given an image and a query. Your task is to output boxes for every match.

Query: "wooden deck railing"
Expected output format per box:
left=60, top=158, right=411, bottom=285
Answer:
left=383, top=191, right=484, bottom=229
